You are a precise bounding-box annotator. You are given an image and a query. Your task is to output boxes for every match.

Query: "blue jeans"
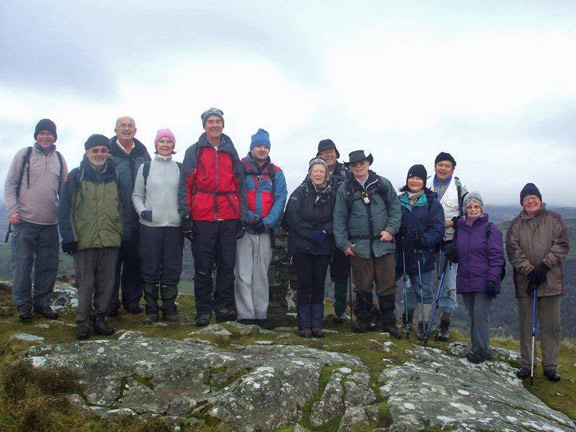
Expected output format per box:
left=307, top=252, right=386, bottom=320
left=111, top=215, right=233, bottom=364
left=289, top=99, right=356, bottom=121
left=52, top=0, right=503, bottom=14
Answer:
left=11, top=221, right=59, bottom=311
left=438, top=253, right=458, bottom=315
left=403, top=270, right=434, bottom=308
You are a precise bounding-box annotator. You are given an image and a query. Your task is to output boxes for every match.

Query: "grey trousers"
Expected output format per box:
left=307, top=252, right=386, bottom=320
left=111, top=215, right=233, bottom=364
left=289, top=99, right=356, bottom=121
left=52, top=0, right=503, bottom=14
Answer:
left=74, top=248, right=119, bottom=324
left=518, top=294, right=562, bottom=372
left=234, top=232, right=272, bottom=320
left=462, top=292, right=492, bottom=360
left=11, top=221, right=59, bottom=311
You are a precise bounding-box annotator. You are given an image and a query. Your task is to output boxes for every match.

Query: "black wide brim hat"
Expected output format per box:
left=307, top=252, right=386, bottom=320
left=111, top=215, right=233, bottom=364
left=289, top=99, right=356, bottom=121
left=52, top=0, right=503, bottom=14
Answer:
left=344, top=150, right=373, bottom=167
left=316, top=139, right=340, bottom=159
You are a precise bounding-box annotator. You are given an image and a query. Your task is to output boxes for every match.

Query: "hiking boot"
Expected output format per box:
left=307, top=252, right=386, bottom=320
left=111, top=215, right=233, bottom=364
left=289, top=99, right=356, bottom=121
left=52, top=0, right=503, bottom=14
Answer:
left=195, top=314, right=211, bottom=327
left=381, top=324, right=403, bottom=339
left=163, top=314, right=188, bottom=323
left=353, top=293, right=372, bottom=334
left=34, top=306, right=59, bottom=320
left=466, top=352, right=485, bottom=364
left=416, top=321, right=428, bottom=342
left=543, top=369, right=561, bottom=382
left=516, top=367, right=531, bottom=379
left=125, top=304, right=143, bottom=314
left=238, top=319, right=256, bottom=325
left=18, top=308, right=33, bottom=323
left=107, top=307, right=119, bottom=317
left=77, top=325, right=90, bottom=340
left=333, top=314, right=346, bottom=324
left=143, top=314, right=159, bottom=326
left=93, top=315, right=115, bottom=336
left=435, top=319, right=450, bottom=341
left=311, top=327, right=325, bottom=338
left=215, top=308, right=237, bottom=322
left=353, top=320, right=370, bottom=333
left=256, top=318, right=275, bottom=330
left=299, top=328, right=312, bottom=338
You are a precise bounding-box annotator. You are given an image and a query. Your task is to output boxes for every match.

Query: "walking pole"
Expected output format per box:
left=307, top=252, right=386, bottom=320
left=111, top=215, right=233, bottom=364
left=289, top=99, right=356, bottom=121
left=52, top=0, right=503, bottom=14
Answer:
left=416, top=253, right=426, bottom=343
left=348, top=273, right=354, bottom=332
left=402, top=250, right=412, bottom=338
left=530, top=285, right=538, bottom=385
left=5, top=224, right=12, bottom=243
left=424, top=256, right=450, bottom=345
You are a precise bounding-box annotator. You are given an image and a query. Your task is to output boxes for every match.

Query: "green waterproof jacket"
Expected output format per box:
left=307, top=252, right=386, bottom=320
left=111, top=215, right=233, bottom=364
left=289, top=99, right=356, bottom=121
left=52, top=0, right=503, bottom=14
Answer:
left=333, top=170, right=401, bottom=259
left=58, top=157, right=129, bottom=250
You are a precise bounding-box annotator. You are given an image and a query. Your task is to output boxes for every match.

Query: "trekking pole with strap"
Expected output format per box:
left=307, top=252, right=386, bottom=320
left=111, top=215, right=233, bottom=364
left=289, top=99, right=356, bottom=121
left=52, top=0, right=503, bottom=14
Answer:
left=402, top=250, right=412, bottom=338
left=423, top=255, right=450, bottom=345
left=416, top=252, right=426, bottom=343
left=530, top=285, right=538, bottom=385
left=5, top=224, right=12, bottom=243
left=348, top=272, right=354, bottom=332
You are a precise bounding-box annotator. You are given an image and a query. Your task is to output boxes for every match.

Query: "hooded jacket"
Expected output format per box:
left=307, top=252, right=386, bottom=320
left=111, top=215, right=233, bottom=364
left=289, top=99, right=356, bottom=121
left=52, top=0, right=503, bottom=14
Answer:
left=505, top=205, right=569, bottom=298
left=454, top=214, right=504, bottom=294
left=284, top=178, right=335, bottom=256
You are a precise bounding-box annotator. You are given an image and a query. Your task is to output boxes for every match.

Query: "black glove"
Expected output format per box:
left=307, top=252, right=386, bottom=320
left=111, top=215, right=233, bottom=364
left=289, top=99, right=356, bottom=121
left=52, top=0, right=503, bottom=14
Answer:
left=528, top=263, right=549, bottom=286
left=62, top=241, right=78, bottom=256
left=237, top=221, right=247, bottom=240
left=413, top=231, right=427, bottom=250
left=451, top=216, right=460, bottom=228
left=485, top=280, right=497, bottom=299
left=444, top=244, right=458, bottom=264
left=310, top=229, right=326, bottom=246
left=251, top=218, right=266, bottom=234
left=141, top=210, right=152, bottom=222
left=181, top=215, right=194, bottom=241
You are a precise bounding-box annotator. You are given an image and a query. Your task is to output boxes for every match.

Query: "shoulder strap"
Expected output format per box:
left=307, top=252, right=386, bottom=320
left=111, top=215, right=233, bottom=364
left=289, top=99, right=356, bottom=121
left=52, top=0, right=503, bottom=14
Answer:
left=454, top=177, right=464, bottom=217
left=267, top=162, right=276, bottom=195
left=16, top=147, right=33, bottom=198
left=142, top=161, right=151, bottom=186
left=55, top=150, right=64, bottom=193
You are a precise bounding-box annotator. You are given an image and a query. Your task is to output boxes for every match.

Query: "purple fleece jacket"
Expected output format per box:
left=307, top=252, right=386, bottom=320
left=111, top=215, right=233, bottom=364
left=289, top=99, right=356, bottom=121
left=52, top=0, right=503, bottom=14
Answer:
left=454, top=213, right=505, bottom=294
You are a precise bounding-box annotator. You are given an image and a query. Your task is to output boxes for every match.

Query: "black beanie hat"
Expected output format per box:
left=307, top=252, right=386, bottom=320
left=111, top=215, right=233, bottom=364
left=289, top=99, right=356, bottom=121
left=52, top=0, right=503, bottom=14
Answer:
left=85, top=134, right=110, bottom=150
left=34, top=119, right=57, bottom=142
left=317, top=139, right=340, bottom=159
left=435, top=152, right=456, bottom=166
left=520, top=183, right=542, bottom=205
left=407, top=164, right=428, bottom=182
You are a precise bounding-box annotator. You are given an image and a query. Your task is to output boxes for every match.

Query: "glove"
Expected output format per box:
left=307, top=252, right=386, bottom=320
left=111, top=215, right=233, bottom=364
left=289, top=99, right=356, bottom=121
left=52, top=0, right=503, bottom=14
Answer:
left=251, top=218, right=266, bottom=234
left=444, top=244, right=458, bottom=264
left=528, top=263, right=549, bottom=286
left=141, top=210, right=152, bottom=222
left=181, top=215, right=194, bottom=241
left=310, top=229, right=326, bottom=246
left=413, top=231, right=427, bottom=250
left=237, top=221, right=247, bottom=240
left=451, top=216, right=460, bottom=228
left=62, top=241, right=78, bottom=256
left=485, top=280, right=497, bottom=299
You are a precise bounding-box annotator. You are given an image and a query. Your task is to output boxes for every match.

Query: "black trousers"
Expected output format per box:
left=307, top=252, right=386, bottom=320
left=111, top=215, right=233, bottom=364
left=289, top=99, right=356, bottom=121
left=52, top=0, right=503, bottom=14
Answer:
left=293, top=252, right=330, bottom=305
left=110, top=229, right=143, bottom=311
left=138, top=225, right=184, bottom=286
left=330, top=248, right=350, bottom=282
left=191, top=220, right=238, bottom=315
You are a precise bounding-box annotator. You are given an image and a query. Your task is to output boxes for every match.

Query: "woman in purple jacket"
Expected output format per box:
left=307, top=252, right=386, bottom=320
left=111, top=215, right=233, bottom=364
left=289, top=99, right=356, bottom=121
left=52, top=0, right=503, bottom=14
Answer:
left=452, top=192, right=505, bottom=363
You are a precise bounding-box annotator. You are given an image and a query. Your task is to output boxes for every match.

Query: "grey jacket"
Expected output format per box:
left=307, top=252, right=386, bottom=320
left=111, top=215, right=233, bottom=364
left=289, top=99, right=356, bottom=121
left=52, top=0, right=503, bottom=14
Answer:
left=132, top=156, right=181, bottom=228
left=4, top=143, right=68, bottom=225
left=333, top=170, right=401, bottom=259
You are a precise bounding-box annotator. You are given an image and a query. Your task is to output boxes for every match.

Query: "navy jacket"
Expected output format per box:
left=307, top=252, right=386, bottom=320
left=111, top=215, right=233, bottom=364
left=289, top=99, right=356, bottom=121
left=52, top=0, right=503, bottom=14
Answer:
left=396, top=190, right=445, bottom=275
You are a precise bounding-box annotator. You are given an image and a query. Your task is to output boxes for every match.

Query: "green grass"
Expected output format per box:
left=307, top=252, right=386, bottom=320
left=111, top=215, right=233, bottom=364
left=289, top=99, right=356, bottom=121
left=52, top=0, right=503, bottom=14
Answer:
left=0, top=286, right=575, bottom=431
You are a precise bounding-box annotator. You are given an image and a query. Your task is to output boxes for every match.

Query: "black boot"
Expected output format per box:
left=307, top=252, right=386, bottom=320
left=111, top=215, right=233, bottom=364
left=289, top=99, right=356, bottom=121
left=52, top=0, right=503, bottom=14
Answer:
left=93, top=314, right=115, bottom=336
left=161, top=285, right=186, bottom=322
left=435, top=319, right=450, bottom=341
left=417, top=321, right=428, bottom=342
left=378, top=295, right=403, bottom=339
left=311, top=304, right=325, bottom=338
left=402, top=308, right=415, bottom=334
left=353, top=293, right=372, bottom=333
left=77, top=322, right=90, bottom=340
left=143, top=282, right=160, bottom=324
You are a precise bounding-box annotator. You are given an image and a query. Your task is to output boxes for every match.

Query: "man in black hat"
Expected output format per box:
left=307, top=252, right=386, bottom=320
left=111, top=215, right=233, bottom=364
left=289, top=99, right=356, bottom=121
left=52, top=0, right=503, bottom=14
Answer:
left=333, top=150, right=402, bottom=337
left=432, top=151, right=468, bottom=341
left=317, top=139, right=350, bottom=323
left=4, top=119, right=68, bottom=322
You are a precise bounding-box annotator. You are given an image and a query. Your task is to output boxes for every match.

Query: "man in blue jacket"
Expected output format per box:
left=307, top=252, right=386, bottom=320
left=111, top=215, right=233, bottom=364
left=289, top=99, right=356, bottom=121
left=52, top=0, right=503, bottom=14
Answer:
left=108, top=116, right=151, bottom=315
left=234, top=129, right=287, bottom=329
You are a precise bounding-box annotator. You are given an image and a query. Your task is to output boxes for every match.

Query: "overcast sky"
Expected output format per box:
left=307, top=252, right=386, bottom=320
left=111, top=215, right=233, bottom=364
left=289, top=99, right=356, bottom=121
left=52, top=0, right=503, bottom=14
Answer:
left=1, top=0, right=575, bottom=206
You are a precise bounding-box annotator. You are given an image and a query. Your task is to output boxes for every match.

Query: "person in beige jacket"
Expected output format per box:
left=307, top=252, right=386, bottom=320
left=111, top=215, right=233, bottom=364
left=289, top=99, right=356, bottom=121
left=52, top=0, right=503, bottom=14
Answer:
left=506, top=183, right=569, bottom=382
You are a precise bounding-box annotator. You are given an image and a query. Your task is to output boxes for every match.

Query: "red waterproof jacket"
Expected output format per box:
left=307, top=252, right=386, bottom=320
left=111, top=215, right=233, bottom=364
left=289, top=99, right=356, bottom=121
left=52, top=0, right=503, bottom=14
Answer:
left=178, top=133, right=246, bottom=222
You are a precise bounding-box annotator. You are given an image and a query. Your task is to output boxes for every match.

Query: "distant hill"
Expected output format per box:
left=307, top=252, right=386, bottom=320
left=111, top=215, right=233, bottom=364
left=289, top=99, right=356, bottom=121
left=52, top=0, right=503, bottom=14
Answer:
left=485, top=205, right=576, bottom=223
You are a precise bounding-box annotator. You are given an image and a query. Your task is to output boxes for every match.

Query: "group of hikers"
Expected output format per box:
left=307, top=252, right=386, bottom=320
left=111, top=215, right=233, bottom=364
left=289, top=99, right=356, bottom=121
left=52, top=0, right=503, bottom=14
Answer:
left=4, top=110, right=569, bottom=383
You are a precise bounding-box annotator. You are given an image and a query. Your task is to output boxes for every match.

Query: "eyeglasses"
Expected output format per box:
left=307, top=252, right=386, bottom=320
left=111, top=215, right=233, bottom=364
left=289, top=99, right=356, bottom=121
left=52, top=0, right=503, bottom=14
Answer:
left=523, top=196, right=540, bottom=203
left=90, top=148, right=109, bottom=154
left=117, top=124, right=135, bottom=130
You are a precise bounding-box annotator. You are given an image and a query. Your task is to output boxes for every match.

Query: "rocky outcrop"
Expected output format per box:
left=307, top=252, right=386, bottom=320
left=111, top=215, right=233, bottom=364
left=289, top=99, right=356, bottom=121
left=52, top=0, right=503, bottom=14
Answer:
left=23, top=331, right=376, bottom=431
left=379, top=343, right=576, bottom=432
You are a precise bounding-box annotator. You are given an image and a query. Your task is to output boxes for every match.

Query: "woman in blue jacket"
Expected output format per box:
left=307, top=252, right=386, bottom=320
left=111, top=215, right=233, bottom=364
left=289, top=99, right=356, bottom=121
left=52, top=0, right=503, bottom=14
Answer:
left=396, top=165, right=445, bottom=340
left=452, top=192, right=504, bottom=363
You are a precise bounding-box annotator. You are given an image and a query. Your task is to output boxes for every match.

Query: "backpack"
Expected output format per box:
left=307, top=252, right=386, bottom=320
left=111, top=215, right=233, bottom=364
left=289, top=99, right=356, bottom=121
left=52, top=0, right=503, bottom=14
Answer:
left=142, top=160, right=182, bottom=186
left=343, top=172, right=389, bottom=212
left=16, top=146, right=64, bottom=198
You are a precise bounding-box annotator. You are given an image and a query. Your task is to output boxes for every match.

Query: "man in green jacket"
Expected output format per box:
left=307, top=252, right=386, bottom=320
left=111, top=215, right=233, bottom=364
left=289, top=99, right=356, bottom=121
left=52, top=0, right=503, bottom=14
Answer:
left=333, top=150, right=402, bottom=337
left=59, top=134, right=130, bottom=339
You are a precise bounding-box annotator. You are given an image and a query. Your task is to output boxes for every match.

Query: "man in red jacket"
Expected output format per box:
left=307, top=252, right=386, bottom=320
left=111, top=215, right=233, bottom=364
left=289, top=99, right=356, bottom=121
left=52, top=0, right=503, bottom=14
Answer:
left=178, top=108, right=247, bottom=326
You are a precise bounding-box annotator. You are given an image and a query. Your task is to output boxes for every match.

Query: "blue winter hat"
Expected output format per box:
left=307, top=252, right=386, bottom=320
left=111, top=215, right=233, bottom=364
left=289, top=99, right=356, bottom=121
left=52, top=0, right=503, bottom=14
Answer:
left=250, top=128, right=271, bottom=149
